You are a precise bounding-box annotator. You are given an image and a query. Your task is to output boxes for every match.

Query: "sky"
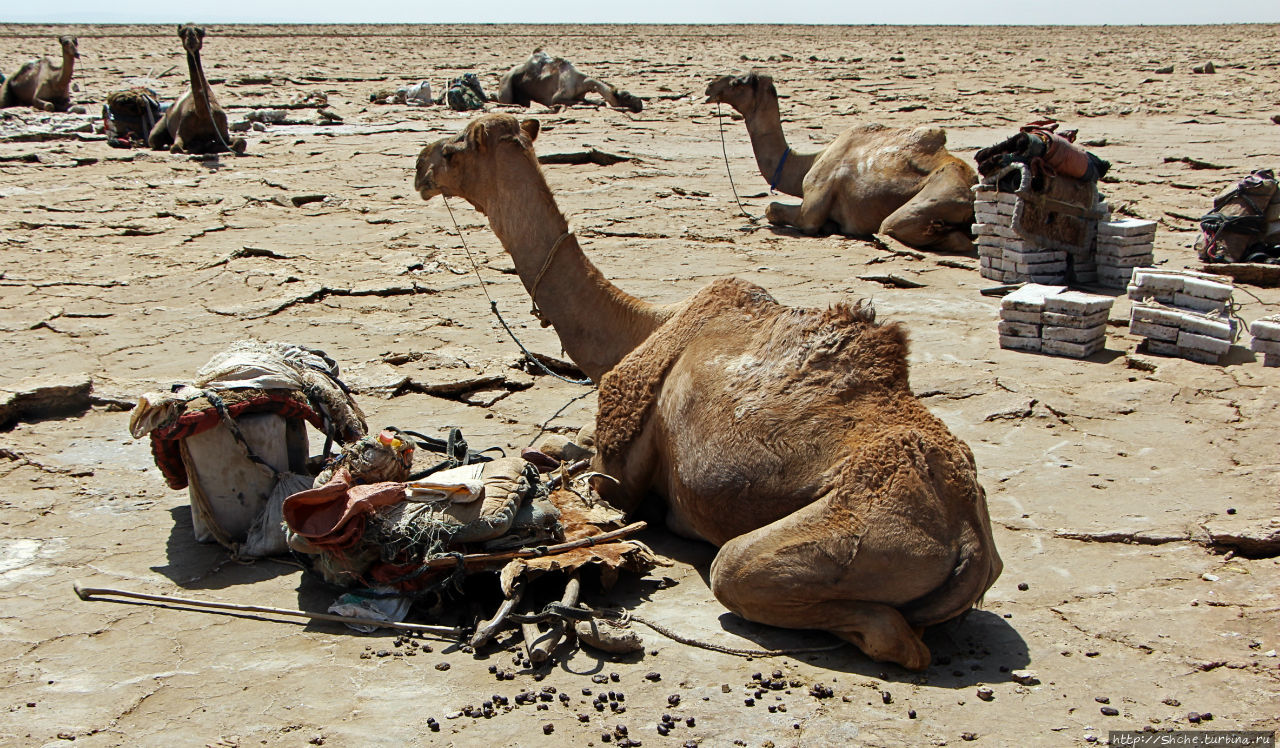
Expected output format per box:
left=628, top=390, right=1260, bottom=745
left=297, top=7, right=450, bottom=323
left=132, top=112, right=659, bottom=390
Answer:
left=4, top=0, right=1277, bottom=25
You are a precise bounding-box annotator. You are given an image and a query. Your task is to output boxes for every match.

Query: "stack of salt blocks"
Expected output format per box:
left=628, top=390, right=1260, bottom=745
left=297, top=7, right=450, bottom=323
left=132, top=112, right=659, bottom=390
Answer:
left=1096, top=218, right=1157, bottom=288
left=999, top=283, right=1114, bottom=358
left=974, top=186, right=1068, bottom=283
left=1248, top=315, right=1280, bottom=367
left=1127, top=269, right=1235, bottom=364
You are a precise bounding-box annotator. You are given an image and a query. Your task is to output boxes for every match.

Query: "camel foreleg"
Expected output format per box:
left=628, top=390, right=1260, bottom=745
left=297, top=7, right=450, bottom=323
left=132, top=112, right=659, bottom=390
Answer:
left=766, top=190, right=834, bottom=235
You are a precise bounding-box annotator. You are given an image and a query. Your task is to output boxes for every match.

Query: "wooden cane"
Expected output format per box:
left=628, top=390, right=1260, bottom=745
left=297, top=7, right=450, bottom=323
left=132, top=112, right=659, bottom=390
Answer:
left=74, top=582, right=461, bottom=638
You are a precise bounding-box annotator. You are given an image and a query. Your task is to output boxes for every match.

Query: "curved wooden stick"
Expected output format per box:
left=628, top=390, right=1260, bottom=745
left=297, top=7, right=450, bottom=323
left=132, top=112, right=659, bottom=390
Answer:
left=421, top=521, right=647, bottom=571
left=529, top=573, right=580, bottom=664
left=73, top=582, right=461, bottom=638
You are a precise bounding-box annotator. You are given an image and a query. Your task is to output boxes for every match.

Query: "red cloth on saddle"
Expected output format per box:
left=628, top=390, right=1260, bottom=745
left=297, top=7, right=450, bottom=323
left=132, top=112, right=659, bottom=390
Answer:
left=282, top=468, right=406, bottom=552
left=149, top=390, right=325, bottom=490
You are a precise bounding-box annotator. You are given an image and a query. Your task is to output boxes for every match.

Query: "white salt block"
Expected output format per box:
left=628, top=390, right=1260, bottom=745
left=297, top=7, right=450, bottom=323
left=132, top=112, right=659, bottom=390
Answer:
left=1249, top=317, right=1280, bottom=341
left=1001, top=284, right=1067, bottom=312
left=1096, top=233, right=1156, bottom=247
left=1251, top=337, right=1280, bottom=356
left=1095, top=242, right=1155, bottom=258
left=1044, top=291, right=1114, bottom=316
left=973, top=223, right=1020, bottom=239
left=1043, top=310, right=1110, bottom=329
left=1178, top=314, right=1232, bottom=340
left=1000, top=308, right=1043, bottom=324
left=973, top=187, right=1019, bottom=205
left=1172, top=293, right=1228, bottom=314
left=1129, top=319, right=1180, bottom=342
left=998, top=320, right=1041, bottom=338
left=1180, top=276, right=1234, bottom=302
left=1004, top=249, right=1064, bottom=264
left=1013, top=260, right=1069, bottom=275
left=1099, top=218, right=1158, bottom=237
left=1043, top=324, right=1106, bottom=343
left=1097, top=255, right=1154, bottom=269
left=1000, top=334, right=1043, bottom=352
left=1177, top=330, right=1231, bottom=356
left=1146, top=339, right=1220, bottom=364
left=1130, top=269, right=1185, bottom=293
left=1042, top=337, right=1105, bottom=358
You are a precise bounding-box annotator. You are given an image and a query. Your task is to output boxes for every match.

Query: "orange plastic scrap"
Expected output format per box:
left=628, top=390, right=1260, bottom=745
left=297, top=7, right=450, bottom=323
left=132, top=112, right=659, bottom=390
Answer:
left=282, top=467, right=406, bottom=550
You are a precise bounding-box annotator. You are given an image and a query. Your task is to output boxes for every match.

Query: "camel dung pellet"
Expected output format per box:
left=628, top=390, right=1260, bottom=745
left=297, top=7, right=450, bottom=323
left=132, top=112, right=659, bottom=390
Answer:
left=434, top=662, right=450, bottom=671
left=611, top=672, right=621, bottom=682
left=908, top=709, right=917, bottom=719
left=962, top=733, right=978, bottom=741
left=543, top=723, right=554, bottom=734
left=744, top=697, right=755, bottom=706
left=1101, top=706, right=1120, bottom=716
left=686, top=717, right=695, bottom=727
left=881, top=690, right=893, bottom=704
left=644, top=672, right=661, bottom=682
left=667, top=694, right=680, bottom=706
left=1095, top=696, right=1110, bottom=704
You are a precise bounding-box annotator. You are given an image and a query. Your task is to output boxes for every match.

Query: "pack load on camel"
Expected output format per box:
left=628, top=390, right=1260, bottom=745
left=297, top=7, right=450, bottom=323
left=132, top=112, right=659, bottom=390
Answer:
left=129, top=339, right=659, bottom=662
left=415, top=115, right=1002, bottom=670
left=129, top=340, right=367, bottom=557
left=974, top=121, right=1153, bottom=288
left=498, top=50, right=643, bottom=113
left=102, top=87, right=164, bottom=148
left=1195, top=169, right=1280, bottom=264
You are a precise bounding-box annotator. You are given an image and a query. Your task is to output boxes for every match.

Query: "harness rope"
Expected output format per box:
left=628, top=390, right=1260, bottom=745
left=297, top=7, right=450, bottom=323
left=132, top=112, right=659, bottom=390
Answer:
left=528, top=230, right=574, bottom=324
left=442, top=196, right=594, bottom=386
left=507, top=601, right=847, bottom=658
left=769, top=146, right=790, bottom=194
left=716, top=103, right=760, bottom=224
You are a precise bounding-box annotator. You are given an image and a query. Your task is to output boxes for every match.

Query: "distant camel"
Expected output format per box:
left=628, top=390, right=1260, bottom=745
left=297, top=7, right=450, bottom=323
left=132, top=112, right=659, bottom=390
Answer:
left=414, top=115, right=1002, bottom=669
left=148, top=25, right=245, bottom=154
left=0, top=36, right=79, bottom=112
left=498, top=50, right=643, bottom=113
left=706, top=72, right=976, bottom=252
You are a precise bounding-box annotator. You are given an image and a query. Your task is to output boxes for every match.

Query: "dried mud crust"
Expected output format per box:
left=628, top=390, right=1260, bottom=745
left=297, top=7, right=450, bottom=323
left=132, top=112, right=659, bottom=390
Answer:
left=1, top=23, right=1279, bottom=747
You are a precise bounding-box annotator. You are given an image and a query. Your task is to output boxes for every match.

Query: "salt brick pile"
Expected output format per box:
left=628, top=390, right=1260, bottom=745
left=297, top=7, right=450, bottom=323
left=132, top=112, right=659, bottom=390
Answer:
left=1096, top=218, right=1157, bottom=288
left=999, top=284, right=1114, bottom=358
left=1248, top=315, right=1280, bottom=367
left=1127, top=269, right=1236, bottom=364
left=974, top=188, right=1070, bottom=284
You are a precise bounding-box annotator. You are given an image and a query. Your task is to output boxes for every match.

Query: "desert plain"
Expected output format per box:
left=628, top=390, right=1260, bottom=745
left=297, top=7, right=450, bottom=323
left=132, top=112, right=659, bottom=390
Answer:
left=0, top=22, right=1278, bottom=747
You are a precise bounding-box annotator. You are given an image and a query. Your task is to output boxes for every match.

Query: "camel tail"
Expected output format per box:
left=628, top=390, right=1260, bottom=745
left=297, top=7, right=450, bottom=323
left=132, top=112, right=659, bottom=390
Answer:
left=900, top=522, right=1002, bottom=627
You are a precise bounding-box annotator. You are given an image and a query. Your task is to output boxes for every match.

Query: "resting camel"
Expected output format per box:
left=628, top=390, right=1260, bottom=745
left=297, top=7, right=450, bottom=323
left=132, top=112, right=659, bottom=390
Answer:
left=0, top=36, right=79, bottom=111
left=497, top=50, right=643, bottom=113
left=148, top=25, right=245, bottom=154
left=705, top=72, right=977, bottom=252
left=414, top=115, right=1002, bottom=669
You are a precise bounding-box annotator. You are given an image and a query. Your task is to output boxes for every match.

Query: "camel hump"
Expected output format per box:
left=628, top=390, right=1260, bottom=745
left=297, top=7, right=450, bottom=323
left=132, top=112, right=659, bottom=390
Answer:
left=908, top=126, right=948, bottom=150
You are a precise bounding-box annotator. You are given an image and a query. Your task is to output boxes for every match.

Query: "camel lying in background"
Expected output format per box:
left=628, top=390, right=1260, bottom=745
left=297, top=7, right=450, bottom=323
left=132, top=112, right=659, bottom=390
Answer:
left=148, top=25, right=245, bottom=154
left=706, top=72, right=977, bottom=252
left=414, top=115, right=1001, bottom=669
left=0, top=36, right=79, bottom=111
left=497, top=50, right=643, bottom=113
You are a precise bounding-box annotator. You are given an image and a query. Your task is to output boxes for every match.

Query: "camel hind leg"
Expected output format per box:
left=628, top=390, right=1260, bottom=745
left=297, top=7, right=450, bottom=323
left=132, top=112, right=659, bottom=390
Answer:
left=708, top=497, right=940, bottom=670
left=879, top=165, right=976, bottom=252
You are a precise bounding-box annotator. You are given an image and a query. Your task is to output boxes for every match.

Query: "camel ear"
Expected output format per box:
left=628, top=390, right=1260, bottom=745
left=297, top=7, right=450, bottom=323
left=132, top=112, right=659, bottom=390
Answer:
left=520, top=119, right=540, bottom=143
left=464, top=120, right=490, bottom=153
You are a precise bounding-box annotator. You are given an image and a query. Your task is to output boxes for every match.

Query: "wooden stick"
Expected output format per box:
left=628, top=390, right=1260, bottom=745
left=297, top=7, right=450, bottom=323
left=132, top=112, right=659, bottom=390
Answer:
left=471, top=583, right=524, bottom=648
left=74, top=582, right=461, bottom=638
left=421, top=521, right=647, bottom=571
left=530, top=573, right=580, bottom=663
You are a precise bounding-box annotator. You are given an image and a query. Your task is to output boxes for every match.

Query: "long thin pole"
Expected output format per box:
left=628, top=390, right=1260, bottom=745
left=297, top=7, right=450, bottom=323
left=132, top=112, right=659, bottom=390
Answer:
left=74, top=582, right=462, bottom=638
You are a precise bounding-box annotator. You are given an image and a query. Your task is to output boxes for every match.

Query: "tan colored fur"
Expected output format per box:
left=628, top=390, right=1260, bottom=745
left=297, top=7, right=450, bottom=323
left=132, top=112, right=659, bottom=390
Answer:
left=0, top=36, right=78, bottom=112
left=497, top=50, right=642, bottom=113
left=706, top=72, right=977, bottom=252
left=415, top=114, right=1002, bottom=669
left=148, top=25, right=245, bottom=155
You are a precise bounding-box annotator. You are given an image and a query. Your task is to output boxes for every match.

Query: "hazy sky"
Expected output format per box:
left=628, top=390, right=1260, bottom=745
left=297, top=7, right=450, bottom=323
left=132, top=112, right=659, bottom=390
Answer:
left=6, top=0, right=1277, bottom=25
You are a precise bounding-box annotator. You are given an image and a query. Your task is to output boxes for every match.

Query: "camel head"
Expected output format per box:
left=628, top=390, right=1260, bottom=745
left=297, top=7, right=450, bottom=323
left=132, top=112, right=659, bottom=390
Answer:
left=704, top=72, right=775, bottom=114
left=614, top=90, right=644, bottom=114
left=178, top=24, right=206, bottom=54
left=415, top=114, right=541, bottom=213
left=58, top=36, right=79, bottom=59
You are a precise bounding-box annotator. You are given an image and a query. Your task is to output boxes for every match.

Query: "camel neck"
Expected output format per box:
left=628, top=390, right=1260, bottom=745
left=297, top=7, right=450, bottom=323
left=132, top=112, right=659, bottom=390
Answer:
left=186, top=48, right=212, bottom=119
left=477, top=160, right=665, bottom=382
left=738, top=95, right=814, bottom=199
left=57, top=50, right=76, bottom=89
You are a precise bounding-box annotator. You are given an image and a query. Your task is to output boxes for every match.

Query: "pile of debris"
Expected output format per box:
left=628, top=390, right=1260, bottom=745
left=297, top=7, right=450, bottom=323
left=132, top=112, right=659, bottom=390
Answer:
left=998, top=284, right=1114, bottom=358
left=1127, top=269, right=1237, bottom=364
left=1248, top=315, right=1280, bottom=367
left=1096, top=218, right=1157, bottom=289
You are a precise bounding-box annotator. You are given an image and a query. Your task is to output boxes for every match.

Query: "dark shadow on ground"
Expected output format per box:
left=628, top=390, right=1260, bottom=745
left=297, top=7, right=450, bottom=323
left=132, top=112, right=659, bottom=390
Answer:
left=151, top=505, right=298, bottom=590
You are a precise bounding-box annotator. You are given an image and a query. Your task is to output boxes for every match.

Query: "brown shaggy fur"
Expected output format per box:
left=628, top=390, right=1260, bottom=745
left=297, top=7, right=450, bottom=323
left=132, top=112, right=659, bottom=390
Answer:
left=415, top=114, right=1002, bottom=669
